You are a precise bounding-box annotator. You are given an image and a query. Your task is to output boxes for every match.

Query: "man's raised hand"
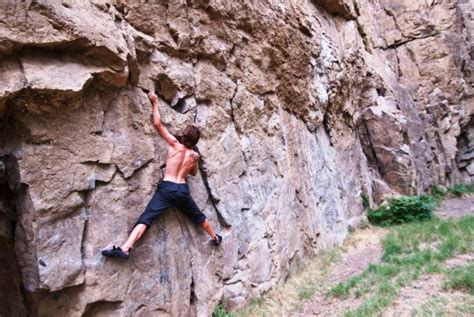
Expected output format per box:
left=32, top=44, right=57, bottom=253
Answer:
left=148, top=92, right=158, bottom=105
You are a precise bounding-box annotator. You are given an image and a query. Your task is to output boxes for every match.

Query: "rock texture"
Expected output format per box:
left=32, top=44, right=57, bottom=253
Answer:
left=0, top=0, right=471, bottom=316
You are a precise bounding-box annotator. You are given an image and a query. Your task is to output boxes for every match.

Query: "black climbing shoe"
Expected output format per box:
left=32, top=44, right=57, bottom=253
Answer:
left=213, top=234, right=222, bottom=246
left=101, top=246, right=129, bottom=260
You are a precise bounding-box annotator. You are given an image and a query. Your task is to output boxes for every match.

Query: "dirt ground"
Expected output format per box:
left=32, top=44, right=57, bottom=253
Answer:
left=436, top=196, right=474, bottom=219
left=292, top=196, right=474, bottom=316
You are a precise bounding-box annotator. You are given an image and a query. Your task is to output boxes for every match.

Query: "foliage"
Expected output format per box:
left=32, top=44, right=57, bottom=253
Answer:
left=367, top=195, right=435, bottom=226
left=367, top=183, right=473, bottom=227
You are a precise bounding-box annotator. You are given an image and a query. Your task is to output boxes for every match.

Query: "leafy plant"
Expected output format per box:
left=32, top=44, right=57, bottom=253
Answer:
left=368, top=195, right=435, bottom=226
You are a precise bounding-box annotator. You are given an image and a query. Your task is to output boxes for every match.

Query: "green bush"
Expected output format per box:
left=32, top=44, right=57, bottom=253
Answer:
left=368, top=195, right=435, bottom=226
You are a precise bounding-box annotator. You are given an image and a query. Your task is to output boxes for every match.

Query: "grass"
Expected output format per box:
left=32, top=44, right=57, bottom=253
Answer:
left=235, top=249, right=341, bottom=316
left=448, top=183, right=474, bottom=197
left=411, top=297, right=448, bottom=316
left=443, top=263, right=474, bottom=294
left=297, top=281, right=316, bottom=300
left=328, top=215, right=474, bottom=316
left=213, top=298, right=235, bottom=317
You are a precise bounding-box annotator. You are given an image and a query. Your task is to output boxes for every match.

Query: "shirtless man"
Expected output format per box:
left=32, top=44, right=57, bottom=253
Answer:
left=102, top=92, right=222, bottom=260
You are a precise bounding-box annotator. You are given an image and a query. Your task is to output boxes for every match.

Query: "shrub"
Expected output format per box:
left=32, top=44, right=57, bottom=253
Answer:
left=368, top=195, right=435, bottom=226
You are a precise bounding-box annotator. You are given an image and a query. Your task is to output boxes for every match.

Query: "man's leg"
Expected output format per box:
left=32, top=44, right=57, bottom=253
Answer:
left=121, top=224, right=147, bottom=254
left=174, top=192, right=222, bottom=245
left=200, top=219, right=217, bottom=240
left=102, top=183, right=173, bottom=259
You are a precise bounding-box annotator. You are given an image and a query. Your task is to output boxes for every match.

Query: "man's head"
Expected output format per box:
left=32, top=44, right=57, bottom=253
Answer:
left=181, top=125, right=200, bottom=148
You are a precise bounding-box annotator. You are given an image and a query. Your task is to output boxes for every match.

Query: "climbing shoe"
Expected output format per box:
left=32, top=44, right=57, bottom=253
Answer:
left=213, top=234, right=222, bottom=246
left=101, top=246, right=129, bottom=260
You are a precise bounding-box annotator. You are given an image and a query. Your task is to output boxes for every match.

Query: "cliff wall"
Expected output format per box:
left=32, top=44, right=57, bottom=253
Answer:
left=0, top=0, right=472, bottom=316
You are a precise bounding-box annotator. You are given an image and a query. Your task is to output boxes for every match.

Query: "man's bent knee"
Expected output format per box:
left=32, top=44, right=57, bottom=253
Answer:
left=134, top=222, right=150, bottom=230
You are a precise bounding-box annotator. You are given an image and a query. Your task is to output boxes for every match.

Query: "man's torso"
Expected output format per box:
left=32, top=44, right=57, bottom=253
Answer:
left=162, top=144, right=198, bottom=183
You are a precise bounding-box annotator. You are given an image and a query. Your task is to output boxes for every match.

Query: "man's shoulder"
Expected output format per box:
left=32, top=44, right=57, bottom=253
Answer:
left=189, top=150, right=200, bottom=160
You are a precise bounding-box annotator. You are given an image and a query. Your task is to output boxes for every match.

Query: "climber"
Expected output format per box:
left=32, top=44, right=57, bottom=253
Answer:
left=101, top=92, right=222, bottom=260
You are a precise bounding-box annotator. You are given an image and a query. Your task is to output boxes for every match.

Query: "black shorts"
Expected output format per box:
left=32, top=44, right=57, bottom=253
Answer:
left=135, top=180, right=206, bottom=228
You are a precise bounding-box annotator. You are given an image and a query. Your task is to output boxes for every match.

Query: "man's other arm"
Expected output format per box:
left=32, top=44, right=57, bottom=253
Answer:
left=190, top=152, right=200, bottom=176
left=148, top=92, right=178, bottom=147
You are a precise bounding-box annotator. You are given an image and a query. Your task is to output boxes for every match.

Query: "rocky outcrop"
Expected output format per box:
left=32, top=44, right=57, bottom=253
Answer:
left=0, top=0, right=471, bottom=316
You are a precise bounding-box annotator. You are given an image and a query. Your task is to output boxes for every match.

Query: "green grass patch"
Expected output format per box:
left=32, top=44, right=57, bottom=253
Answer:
left=330, top=273, right=366, bottom=298
left=448, top=183, right=474, bottom=197
left=213, top=298, right=235, bottom=317
left=297, top=282, right=316, bottom=300
left=327, top=215, right=474, bottom=317
left=443, top=263, right=474, bottom=294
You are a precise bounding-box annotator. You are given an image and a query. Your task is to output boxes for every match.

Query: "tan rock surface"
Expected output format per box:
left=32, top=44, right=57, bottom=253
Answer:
left=0, top=0, right=471, bottom=316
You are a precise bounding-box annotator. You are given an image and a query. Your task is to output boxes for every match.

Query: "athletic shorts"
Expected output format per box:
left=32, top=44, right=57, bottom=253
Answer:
left=135, top=180, right=206, bottom=227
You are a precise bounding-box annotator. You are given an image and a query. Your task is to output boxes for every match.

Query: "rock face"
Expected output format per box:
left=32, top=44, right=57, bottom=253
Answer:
left=0, top=0, right=471, bottom=315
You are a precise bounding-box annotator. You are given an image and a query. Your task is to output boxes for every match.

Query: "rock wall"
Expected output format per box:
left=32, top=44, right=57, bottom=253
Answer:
left=0, top=0, right=471, bottom=316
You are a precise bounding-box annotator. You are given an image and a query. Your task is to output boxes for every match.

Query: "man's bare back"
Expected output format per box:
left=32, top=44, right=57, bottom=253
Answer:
left=163, top=144, right=199, bottom=183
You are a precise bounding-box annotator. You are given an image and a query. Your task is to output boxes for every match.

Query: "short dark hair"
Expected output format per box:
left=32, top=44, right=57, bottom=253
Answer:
left=181, top=125, right=200, bottom=148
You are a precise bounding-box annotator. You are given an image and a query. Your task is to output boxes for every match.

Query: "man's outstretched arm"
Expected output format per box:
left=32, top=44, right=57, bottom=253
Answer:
left=148, top=92, right=178, bottom=147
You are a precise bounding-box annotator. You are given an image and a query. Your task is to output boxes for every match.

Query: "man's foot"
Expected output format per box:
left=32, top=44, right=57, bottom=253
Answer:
left=101, top=246, right=130, bottom=259
left=213, top=234, right=222, bottom=246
